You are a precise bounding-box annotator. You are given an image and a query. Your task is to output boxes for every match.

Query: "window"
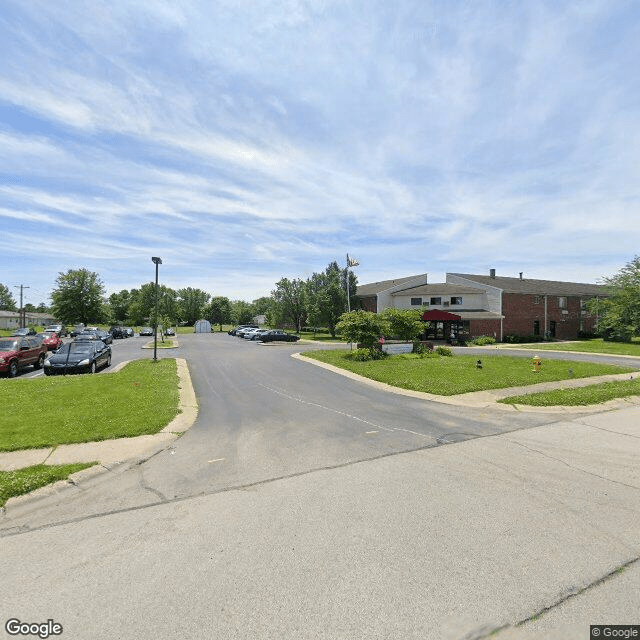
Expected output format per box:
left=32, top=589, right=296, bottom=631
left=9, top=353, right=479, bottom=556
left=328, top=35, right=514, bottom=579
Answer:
left=558, top=297, right=567, bottom=309
left=534, top=296, right=541, bottom=304
left=450, top=297, right=462, bottom=305
left=533, top=320, right=540, bottom=336
left=430, top=297, right=441, bottom=305
left=410, top=297, right=422, bottom=306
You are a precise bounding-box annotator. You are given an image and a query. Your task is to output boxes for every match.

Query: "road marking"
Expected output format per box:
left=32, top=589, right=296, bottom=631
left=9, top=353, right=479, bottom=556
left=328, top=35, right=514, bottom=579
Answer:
left=208, top=458, right=225, bottom=463
left=365, top=430, right=379, bottom=434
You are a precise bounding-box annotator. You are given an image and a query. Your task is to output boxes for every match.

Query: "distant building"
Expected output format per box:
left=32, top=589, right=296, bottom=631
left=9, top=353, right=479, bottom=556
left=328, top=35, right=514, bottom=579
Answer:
left=356, top=269, right=609, bottom=341
left=0, top=310, right=57, bottom=330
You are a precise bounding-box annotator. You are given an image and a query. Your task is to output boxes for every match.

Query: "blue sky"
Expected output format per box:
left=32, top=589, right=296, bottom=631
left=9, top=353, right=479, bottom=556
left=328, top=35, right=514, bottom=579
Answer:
left=1, top=1, right=639, bottom=306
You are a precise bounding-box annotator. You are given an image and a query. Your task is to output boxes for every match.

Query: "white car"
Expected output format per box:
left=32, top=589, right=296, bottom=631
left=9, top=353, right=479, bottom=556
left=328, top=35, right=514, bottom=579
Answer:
left=243, top=328, right=269, bottom=340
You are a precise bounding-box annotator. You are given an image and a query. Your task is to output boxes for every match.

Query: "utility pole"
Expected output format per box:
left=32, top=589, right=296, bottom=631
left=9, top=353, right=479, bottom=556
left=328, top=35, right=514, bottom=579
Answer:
left=14, top=284, right=30, bottom=327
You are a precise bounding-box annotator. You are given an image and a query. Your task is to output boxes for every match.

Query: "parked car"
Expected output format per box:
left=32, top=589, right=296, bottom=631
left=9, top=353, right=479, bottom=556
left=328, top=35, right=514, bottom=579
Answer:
left=0, top=336, right=47, bottom=377
left=228, top=325, right=258, bottom=336
left=164, top=327, right=176, bottom=336
left=258, top=330, right=301, bottom=343
left=45, top=324, right=68, bottom=337
left=44, top=340, right=111, bottom=376
left=139, top=327, right=154, bottom=336
left=236, top=326, right=259, bottom=338
left=74, top=329, right=113, bottom=345
left=124, top=327, right=134, bottom=337
left=109, top=326, right=127, bottom=339
left=12, top=327, right=36, bottom=336
left=39, top=331, right=63, bottom=351
left=70, top=324, right=85, bottom=337
left=244, top=328, right=270, bottom=340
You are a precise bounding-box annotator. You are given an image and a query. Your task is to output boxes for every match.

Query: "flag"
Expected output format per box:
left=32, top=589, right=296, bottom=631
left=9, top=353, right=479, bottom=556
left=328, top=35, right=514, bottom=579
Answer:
left=347, top=254, right=359, bottom=267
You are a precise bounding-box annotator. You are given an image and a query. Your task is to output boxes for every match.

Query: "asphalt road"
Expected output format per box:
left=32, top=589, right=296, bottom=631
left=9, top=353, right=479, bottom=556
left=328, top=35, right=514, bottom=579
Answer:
left=3, top=333, right=571, bottom=530
left=2, top=334, right=639, bottom=639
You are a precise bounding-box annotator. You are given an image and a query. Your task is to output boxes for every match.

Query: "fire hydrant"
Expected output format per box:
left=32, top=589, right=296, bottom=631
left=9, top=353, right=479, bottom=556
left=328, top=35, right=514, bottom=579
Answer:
left=532, top=355, right=542, bottom=372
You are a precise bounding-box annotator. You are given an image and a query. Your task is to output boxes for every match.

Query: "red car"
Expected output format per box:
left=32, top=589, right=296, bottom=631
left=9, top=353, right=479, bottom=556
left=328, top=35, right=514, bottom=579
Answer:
left=0, top=336, right=47, bottom=377
left=40, top=331, right=63, bottom=351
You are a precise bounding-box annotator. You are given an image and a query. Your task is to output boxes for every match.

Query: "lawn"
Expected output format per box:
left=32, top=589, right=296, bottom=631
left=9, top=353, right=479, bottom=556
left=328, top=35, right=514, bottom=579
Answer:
left=301, top=350, right=637, bottom=396
left=0, top=463, right=96, bottom=507
left=0, top=359, right=180, bottom=452
left=500, top=339, right=640, bottom=357
left=499, top=377, right=640, bottom=406
left=299, top=329, right=343, bottom=342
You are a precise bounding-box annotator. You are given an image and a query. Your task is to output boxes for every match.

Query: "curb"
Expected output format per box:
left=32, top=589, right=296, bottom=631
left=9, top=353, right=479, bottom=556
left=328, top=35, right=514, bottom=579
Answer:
left=291, top=353, right=640, bottom=414
left=1, top=357, right=198, bottom=512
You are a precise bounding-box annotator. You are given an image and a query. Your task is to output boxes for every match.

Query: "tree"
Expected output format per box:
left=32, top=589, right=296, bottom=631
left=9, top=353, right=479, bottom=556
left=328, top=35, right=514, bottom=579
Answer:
left=305, top=261, right=350, bottom=337
left=271, top=278, right=306, bottom=332
left=50, top=268, right=106, bottom=325
left=206, top=296, right=233, bottom=331
left=178, top=287, right=210, bottom=326
left=380, top=308, right=424, bottom=341
left=230, top=300, right=255, bottom=325
left=0, top=284, right=17, bottom=311
left=109, top=290, right=131, bottom=323
left=335, top=310, right=389, bottom=349
left=587, top=255, right=640, bottom=341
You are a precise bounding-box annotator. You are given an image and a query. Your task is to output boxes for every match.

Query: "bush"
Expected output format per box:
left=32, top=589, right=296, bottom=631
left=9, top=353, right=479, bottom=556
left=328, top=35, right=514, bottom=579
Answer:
left=347, top=347, right=387, bottom=361
left=435, top=346, right=453, bottom=356
left=469, top=336, right=496, bottom=346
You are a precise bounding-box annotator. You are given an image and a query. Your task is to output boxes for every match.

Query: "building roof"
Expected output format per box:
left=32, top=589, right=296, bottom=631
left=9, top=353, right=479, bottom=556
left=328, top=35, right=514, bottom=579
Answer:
left=356, top=274, right=428, bottom=297
left=448, top=273, right=610, bottom=297
left=390, top=283, right=479, bottom=297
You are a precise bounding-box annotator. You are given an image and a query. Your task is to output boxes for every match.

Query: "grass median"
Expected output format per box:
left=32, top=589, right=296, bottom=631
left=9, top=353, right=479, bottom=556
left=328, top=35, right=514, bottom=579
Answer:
left=499, top=338, right=640, bottom=356
left=499, top=377, right=640, bottom=406
left=301, top=350, right=637, bottom=396
left=1, top=463, right=96, bottom=507
left=0, top=359, right=180, bottom=452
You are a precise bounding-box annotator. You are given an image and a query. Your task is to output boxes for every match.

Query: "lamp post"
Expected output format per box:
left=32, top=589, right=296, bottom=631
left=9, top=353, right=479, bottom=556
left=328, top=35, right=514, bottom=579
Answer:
left=152, top=257, right=162, bottom=361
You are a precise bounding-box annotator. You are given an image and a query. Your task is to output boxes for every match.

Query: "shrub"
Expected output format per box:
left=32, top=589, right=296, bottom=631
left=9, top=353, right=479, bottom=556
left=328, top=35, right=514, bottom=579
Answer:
left=469, top=336, right=496, bottom=346
left=435, top=346, right=453, bottom=356
left=347, top=347, right=387, bottom=361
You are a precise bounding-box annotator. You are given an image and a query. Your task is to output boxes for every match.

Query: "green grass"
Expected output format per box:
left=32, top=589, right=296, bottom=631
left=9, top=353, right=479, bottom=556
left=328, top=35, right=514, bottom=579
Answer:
left=501, top=338, right=640, bottom=356
left=0, top=462, right=96, bottom=507
left=299, top=329, right=343, bottom=342
left=301, top=350, right=637, bottom=396
left=0, top=359, right=180, bottom=452
left=499, top=376, right=640, bottom=406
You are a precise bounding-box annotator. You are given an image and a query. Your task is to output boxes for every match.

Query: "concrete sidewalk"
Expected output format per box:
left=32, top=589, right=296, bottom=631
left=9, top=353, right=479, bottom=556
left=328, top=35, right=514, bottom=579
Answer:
left=0, top=358, right=198, bottom=474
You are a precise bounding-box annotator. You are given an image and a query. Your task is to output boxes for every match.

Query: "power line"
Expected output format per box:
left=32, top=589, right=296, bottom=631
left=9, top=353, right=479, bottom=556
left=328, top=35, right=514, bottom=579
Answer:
left=14, top=284, right=30, bottom=327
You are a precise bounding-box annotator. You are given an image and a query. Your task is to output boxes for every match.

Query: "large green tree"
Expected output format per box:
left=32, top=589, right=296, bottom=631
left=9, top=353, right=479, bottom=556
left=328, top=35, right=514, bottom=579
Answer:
left=0, top=283, right=17, bottom=311
left=271, top=277, right=306, bottom=332
left=380, top=308, right=424, bottom=341
left=335, top=310, right=389, bottom=349
left=305, top=261, right=350, bottom=337
left=206, top=296, right=233, bottom=331
left=178, top=287, right=210, bottom=326
left=108, top=290, right=131, bottom=323
left=231, top=300, right=255, bottom=325
left=587, top=255, right=640, bottom=341
left=50, top=268, right=106, bottom=325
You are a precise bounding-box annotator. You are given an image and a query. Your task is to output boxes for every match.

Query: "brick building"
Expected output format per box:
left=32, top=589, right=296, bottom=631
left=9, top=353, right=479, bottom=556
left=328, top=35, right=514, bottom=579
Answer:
left=356, top=269, right=609, bottom=341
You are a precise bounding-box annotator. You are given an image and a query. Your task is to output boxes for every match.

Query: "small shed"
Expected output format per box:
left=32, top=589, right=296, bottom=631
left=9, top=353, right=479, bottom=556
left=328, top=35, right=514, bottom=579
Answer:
left=194, top=319, right=212, bottom=333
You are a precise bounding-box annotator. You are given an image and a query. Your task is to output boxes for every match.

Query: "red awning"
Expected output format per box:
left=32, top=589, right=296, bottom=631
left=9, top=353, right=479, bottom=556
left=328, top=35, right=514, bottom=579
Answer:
left=421, top=310, right=462, bottom=322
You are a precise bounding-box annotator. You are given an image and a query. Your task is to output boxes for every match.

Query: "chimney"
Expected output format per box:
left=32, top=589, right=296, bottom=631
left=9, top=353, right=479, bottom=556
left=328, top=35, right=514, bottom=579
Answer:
left=519, top=272, right=523, bottom=280
left=490, top=269, right=496, bottom=279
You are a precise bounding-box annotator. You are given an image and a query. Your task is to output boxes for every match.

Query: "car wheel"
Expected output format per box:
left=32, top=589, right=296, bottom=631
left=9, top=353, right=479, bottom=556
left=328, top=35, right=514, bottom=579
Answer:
left=8, top=360, right=18, bottom=378
left=34, top=354, right=45, bottom=370
left=106, top=354, right=112, bottom=368
left=90, top=361, right=96, bottom=374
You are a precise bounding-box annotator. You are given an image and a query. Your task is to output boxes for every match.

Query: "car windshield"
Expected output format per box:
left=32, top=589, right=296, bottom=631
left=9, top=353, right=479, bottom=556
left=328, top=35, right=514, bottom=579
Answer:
left=0, top=339, right=19, bottom=350
left=56, top=343, right=94, bottom=355
left=43, top=332, right=56, bottom=337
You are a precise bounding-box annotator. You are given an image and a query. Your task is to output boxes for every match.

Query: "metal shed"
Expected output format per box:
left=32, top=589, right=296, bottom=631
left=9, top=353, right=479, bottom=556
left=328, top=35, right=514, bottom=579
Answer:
left=194, top=319, right=212, bottom=333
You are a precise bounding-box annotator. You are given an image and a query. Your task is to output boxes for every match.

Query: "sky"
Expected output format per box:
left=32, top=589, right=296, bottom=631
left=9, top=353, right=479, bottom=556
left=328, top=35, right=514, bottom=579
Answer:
left=1, top=1, right=639, bottom=307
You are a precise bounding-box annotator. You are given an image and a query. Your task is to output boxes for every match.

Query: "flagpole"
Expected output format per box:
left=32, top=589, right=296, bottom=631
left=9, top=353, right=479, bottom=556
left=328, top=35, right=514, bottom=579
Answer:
left=346, top=253, right=351, bottom=312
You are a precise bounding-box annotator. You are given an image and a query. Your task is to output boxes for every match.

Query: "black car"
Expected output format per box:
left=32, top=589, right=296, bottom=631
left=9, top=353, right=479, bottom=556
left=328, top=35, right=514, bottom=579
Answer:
left=44, top=340, right=112, bottom=375
left=74, top=330, right=113, bottom=345
left=258, top=330, right=300, bottom=343
left=109, top=326, right=127, bottom=339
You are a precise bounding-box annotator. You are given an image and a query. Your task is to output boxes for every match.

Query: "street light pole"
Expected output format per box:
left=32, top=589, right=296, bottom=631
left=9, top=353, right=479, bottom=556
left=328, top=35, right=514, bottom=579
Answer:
left=152, top=257, right=162, bottom=362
